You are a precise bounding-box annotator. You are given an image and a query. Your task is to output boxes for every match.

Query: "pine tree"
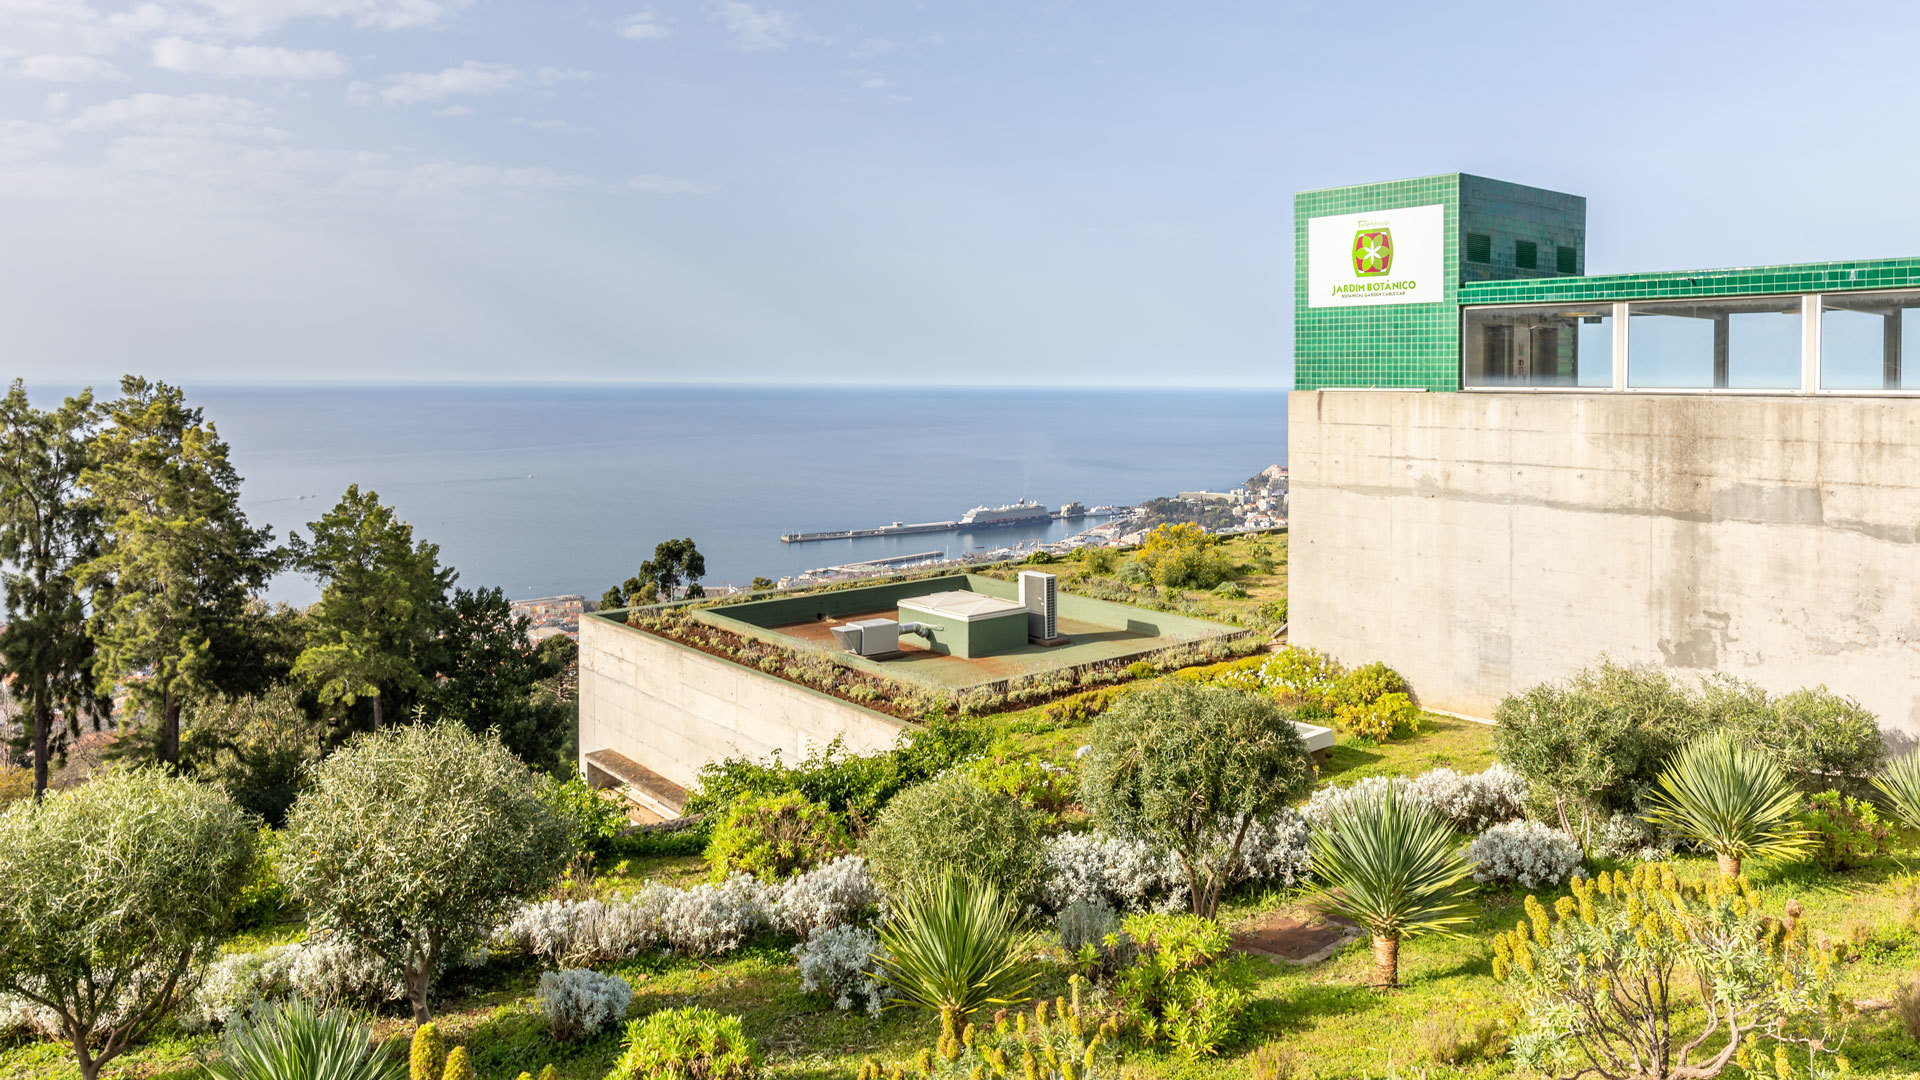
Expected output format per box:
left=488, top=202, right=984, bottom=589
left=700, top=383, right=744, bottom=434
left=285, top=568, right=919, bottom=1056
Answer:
left=288, top=485, right=453, bottom=731
left=77, top=377, right=281, bottom=764
left=0, top=381, right=110, bottom=796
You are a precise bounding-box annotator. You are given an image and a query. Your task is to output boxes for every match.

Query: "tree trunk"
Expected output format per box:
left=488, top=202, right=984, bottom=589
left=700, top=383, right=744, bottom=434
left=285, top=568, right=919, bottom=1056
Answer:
left=161, top=685, right=179, bottom=765
left=1372, top=934, right=1399, bottom=990
left=372, top=692, right=384, bottom=729
left=1716, top=852, right=1741, bottom=878
left=408, top=962, right=432, bottom=1023
left=31, top=688, right=50, bottom=799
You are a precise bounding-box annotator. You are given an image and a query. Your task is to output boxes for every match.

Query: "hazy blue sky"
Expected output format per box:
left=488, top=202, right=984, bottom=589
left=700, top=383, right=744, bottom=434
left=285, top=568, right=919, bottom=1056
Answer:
left=7, top=0, right=1920, bottom=388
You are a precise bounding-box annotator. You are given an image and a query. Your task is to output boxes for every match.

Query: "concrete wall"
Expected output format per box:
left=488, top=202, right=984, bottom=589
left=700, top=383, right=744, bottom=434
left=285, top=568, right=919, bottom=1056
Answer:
left=1289, top=390, right=1920, bottom=733
left=578, top=613, right=910, bottom=790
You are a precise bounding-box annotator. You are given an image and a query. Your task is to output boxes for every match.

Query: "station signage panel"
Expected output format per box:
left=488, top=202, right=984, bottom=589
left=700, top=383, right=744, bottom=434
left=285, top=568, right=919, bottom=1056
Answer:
left=1306, top=203, right=1445, bottom=308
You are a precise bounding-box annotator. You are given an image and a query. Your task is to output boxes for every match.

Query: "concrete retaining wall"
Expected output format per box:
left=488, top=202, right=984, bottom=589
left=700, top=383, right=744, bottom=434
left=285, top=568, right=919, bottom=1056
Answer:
left=578, top=613, right=910, bottom=790
left=1288, top=389, right=1920, bottom=733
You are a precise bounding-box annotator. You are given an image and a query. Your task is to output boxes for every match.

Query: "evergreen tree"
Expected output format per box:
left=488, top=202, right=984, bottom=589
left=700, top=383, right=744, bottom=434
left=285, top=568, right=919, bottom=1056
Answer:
left=288, top=484, right=453, bottom=731
left=430, top=586, right=574, bottom=769
left=77, top=377, right=281, bottom=764
left=602, top=537, right=706, bottom=610
left=0, top=381, right=110, bottom=796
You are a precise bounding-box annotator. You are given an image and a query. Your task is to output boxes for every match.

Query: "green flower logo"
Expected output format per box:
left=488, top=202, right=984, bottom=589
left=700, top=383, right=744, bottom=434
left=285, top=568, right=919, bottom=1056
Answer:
left=1352, top=228, right=1393, bottom=277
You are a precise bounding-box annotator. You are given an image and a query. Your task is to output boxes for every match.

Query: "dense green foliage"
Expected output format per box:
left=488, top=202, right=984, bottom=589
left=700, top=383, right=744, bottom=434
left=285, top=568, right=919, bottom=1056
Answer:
left=181, top=685, right=328, bottom=824
left=1642, top=731, right=1811, bottom=878
left=1303, top=786, right=1475, bottom=989
left=0, top=380, right=110, bottom=797
left=0, top=767, right=255, bottom=1080
left=281, top=723, right=573, bottom=1021
left=1110, top=913, right=1253, bottom=1057
left=609, top=1007, right=758, bottom=1080
left=703, top=789, right=850, bottom=882
left=429, top=586, right=577, bottom=770
left=1494, top=870, right=1844, bottom=1080
left=1129, top=523, right=1235, bottom=589
left=683, top=717, right=990, bottom=823
left=78, top=375, right=282, bottom=764
left=1082, top=680, right=1315, bottom=917
left=540, top=771, right=633, bottom=856
left=203, top=999, right=403, bottom=1080
left=863, top=773, right=1042, bottom=900
left=603, top=537, right=708, bottom=611
left=857, top=979, right=1118, bottom=1080
left=1801, top=790, right=1891, bottom=871
left=874, top=873, right=1038, bottom=1029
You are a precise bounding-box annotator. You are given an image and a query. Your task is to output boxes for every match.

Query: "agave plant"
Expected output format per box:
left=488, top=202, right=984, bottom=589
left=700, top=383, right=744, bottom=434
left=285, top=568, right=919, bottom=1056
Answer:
left=1303, top=786, right=1475, bottom=990
left=873, top=872, right=1038, bottom=1029
left=1643, top=731, right=1810, bottom=878
left=202, top=999, right=402, bottom=1080
left=1872, top=750, right=1920, bottom=833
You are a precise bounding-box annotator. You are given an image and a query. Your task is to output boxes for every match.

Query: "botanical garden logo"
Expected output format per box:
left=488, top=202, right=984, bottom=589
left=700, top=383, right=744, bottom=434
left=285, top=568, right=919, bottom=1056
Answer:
left=1352, top=228, right=1393, bottom=277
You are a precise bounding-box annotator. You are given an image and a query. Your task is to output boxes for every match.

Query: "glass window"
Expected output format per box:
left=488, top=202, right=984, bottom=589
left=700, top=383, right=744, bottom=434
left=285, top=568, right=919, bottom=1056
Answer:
left=1820, top=291, right=1920, bottom=391
left=1627, top=297, right=1801, bottom=389
left=1514, top=240, right=1537, bottom=271
left=1462, top=304, right=1614, bottom=388
left=1556, top=245, right=1577, bottom=275
left=1465, top=233, right=1491, bottom=264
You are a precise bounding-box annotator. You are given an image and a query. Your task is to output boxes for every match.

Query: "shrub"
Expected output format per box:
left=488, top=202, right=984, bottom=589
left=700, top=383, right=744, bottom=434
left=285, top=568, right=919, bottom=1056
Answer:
left=1261, top=646, right=1338, bottom=699
left=1589, top=811, right=1673, bottom=862
left=855, top=978, right=1117, bottom=1080
left=1332, top=691, right=1420, bottom=742
left=1494, top=869, right=1844, bottom=1080
left=1875, top=750, right=1920, bottom=834
left=536, top=969, right=632, bottom=1041
left=703, top=790, right=850, bottom=882
left=1326, top=661, right=1409, bottom=710
left=1132, top=524, right=1234, bottom=590
left=1301, top=775, right=1413, bottom=829
left=684, top=719, right=989, bottom=823
left=962, top=756, right=1077, bottom=821
left=863, top=773, right=1043, bottom=901
left=793, top=925, right=884, bottom=1016
left=0, top=767, right=256, bottom=1080
left=281, top=724, right=573, bottom=1022
left=1704, top=677, right=1885, bottom=791
left=1037, top=831, right=1189, bottom=915
left=1082, top=680, right=1315, bottom=917
left=1408, top=764, right=1529, bottom=832
left=874, top=873, right=1037, bottom=1029
left=541, top=772, right=631, bottom=857
left=769, top=855, right=882, bottom=938
left=1229, top=810, right=1314, bottom=887
left=658, top=875, right=772, bottom=956
left=203, top=999, right=402, bottom=1080
left=1110, top=913, right=1252, bottom=1057
left=1493, top=662, right=1703, bottom=835
left=1643, top=731, right=1811, bottom=878
left=610, top=1007, right=759, bottom=1080
left=1465, top=821, right=1583, bottom=890
left=411, top=1021, right=445, bottom=1080
left=234, top=826, right=293, bottom=930
left=1800, top=790, right=1890, bottom=871
left=1304, top=787, right=1475, bottom=990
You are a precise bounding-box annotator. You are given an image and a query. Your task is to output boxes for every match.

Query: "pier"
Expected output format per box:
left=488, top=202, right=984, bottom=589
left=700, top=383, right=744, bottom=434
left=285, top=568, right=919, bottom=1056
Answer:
left=780, top=506, right=1125, bottom=544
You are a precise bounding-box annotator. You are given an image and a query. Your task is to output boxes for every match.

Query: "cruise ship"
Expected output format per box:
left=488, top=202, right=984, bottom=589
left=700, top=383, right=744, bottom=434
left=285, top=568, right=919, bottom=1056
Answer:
left=957, top=499, right=1053, bottom=528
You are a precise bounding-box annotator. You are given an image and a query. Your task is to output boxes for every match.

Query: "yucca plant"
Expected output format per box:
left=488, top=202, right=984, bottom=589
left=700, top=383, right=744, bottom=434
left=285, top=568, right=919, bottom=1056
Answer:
left=202, top=999, right=402, bottom=1080
left=1643, top=730, right=1810, bottom=878
left=1303, top=787, right=1475, bottom=989
left=1872, top=750, right=1920, bottom=834
left=873, top=872, right=1038, bottom=1029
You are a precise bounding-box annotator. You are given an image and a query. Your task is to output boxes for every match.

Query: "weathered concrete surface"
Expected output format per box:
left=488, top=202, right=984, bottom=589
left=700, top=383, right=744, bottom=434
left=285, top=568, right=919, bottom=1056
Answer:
left=1289, top=390, right=1920, bottom=733
left=578, top=614, right=910, bottom=790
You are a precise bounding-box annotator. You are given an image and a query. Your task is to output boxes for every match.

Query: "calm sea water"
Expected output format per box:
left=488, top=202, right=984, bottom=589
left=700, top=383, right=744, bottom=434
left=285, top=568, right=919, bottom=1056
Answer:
left=122, top=385, right=1287, bottom=605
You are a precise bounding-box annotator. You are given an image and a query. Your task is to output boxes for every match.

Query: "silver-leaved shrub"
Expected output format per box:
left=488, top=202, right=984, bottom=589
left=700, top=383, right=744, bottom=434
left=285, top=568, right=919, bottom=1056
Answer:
left=1409, top=764, right=1530, bottom=832
left=536, top=969, right=633, bottom=1041
left=792, top=925, right=885, bottom=1016
left=1465, top=820, right=1583, bottom=889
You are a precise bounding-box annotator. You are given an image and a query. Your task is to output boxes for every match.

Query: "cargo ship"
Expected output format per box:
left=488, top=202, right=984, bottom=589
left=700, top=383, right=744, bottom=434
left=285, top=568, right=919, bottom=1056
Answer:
left=780, top=500, right=1125, bottom=543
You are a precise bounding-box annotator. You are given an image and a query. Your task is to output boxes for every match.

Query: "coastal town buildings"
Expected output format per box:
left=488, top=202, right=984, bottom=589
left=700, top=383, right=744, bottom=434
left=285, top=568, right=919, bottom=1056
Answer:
left=1289, top=172, right=1920, bottom=733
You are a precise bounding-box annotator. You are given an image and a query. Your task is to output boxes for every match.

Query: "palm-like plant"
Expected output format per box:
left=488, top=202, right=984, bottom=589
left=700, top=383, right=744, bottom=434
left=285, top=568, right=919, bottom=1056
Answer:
left=202, top=999, right=402, bottom=1080
left=1872, top=750, right=1920, bottom=833
left=1303, top=787, right=1475, bottom=990
left=873, top=872, right=1038, bottom=1029
left=1643, top=730, right=1810, bottom=878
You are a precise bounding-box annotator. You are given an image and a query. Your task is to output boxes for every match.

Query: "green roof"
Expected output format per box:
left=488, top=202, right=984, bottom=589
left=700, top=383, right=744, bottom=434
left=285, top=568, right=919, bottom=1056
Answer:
left=1460, top=255, right=1920, bottom=306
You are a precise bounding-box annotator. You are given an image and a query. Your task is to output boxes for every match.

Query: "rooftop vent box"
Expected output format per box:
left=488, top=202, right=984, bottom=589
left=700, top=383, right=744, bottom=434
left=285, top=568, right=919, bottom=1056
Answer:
left=1019, top=570, right=1069, bottom=646
left=830, top=618, right=901, bottom=657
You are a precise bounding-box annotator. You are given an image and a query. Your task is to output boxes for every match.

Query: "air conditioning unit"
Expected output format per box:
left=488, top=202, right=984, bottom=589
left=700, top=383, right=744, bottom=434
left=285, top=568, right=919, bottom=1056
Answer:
left=829, top=618, right=901, bottom=657
left=1019, top=570, right=1061, bottom=643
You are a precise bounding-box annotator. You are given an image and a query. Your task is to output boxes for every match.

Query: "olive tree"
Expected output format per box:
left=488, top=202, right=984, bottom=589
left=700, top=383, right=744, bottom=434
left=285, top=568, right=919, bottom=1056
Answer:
left=281, top=723, right=573, bottom=1021
left=0, top=768, right=255, bottom=1080
left=1082, top=679, right=1315, bottom=918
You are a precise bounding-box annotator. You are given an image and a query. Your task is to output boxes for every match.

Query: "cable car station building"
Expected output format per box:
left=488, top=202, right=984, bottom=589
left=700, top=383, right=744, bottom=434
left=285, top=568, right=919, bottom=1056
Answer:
left=1289, top=174, right=1920, bottom=733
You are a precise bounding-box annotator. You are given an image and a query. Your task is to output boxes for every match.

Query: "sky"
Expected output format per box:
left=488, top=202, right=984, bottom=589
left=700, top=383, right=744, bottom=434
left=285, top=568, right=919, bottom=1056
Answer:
left=8, top=0, right=1920, bottom=389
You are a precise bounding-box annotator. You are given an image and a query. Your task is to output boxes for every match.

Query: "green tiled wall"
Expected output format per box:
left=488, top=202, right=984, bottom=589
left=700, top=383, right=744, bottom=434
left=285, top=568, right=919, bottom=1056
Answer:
left=1295, top=173, right=1585, bottom=391
left=1460, top=257, right=1920, bottom=305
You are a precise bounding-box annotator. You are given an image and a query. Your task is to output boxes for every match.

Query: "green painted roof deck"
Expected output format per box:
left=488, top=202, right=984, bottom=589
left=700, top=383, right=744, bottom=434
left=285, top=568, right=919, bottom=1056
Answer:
left=1460, top=256, right=1920, bottom=306
left=684, top=573, right=1244, bottom=690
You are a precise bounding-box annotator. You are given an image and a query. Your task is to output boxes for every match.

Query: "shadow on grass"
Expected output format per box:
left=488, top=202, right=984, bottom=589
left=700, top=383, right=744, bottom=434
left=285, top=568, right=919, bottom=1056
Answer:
left=1318, top=744, right=1383, bottom=779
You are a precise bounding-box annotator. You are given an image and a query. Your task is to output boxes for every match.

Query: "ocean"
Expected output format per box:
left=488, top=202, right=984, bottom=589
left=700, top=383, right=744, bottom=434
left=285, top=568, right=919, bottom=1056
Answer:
left=115, top=384, right=1288, bottom=605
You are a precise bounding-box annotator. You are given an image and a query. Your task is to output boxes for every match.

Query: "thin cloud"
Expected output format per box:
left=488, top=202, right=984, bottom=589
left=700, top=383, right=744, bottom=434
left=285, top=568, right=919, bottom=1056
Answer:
left=10, top=55, right=125, bottom=83
left=351, top=62, right=585, bottom=106
left=617, top=11, right=671, bottom=40
left=67, top=93, right=286, bottom=141
left=152, top=38, right=349, bottom=79
left=627, top=173, right=715, bottom=195
left=182, top=0, right=478, bottom=35
left=711, top=2, right=822, bottom=51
